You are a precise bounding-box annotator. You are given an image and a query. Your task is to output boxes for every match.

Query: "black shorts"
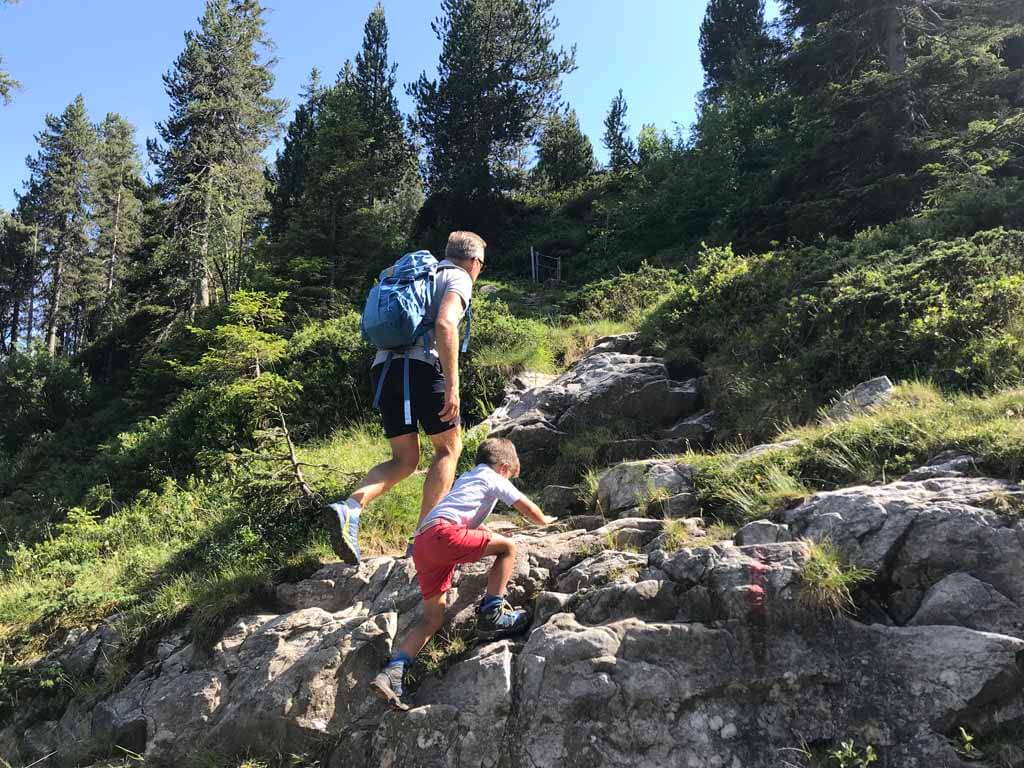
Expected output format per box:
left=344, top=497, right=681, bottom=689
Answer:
left=371, top=358, right=457, bottom=439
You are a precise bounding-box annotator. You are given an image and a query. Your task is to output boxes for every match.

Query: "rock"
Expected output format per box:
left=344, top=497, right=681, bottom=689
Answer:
left=828, top=376, right=895, bottom=420
left=485, top=336, right=702, bottom=475
left=660, top=410, right=715, bottom=444
left=597, top=459, right=697, bottom=515
left=734, top=519, right=792, bottom=546
left=909, top=572, right=1023, bottom=636
left=737, top=439, right=802, bottom=460
left=595, top=438, right=690, bottom=465
left=783, top=475, right=1024, bottom=632
left=12, top=470, right=1024, bottom=768
left=902, top=450, right=979, bottom=481
left=540, top=484, right=585, bottom=518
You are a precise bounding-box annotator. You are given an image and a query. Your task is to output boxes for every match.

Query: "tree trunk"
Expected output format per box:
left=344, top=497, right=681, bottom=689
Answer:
left=26, top=224, right=37, bottom=344
left=198, top=181, right=212, bottom=308
left=105, top=175, right=124, bottom=312
left=46, top=254, right=63, bottom=357
left=9, top=288, right=20, bottom=352
left=883, top=3, right=908, bottom=75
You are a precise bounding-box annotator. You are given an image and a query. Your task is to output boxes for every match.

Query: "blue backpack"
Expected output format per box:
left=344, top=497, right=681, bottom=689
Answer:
left=361, top=250, right=472, bottom=424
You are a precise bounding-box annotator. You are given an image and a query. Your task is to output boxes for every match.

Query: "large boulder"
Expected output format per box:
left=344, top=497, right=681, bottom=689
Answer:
left=828, top=376, right=895, bottom=420
left=486, top=334, right=704, bottom=475
left=596, top=459, right=698, bottom=517
left=783, top=474, right=1024, bottom=634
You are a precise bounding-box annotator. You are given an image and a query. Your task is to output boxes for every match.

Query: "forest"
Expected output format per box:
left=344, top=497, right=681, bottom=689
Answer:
left=2, top=0, right=1024, bottom=754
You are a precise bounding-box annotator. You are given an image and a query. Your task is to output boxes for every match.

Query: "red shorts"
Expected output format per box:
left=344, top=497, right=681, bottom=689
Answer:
left=412, top=522, right=492, bottom=599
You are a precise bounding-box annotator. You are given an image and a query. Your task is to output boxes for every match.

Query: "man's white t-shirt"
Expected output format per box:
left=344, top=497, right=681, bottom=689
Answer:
left=415, top=464, right=523, bottom=535
left=372, top=259, right=473, bottom=368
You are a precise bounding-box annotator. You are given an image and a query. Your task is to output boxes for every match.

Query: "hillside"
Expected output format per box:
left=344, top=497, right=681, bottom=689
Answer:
left=3, top=0, right=1024, bottom=766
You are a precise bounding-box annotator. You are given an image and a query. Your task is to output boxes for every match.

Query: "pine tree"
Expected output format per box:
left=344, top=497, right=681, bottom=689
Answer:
left=21, top=95, right=97, bottom=356
left=267, top=69, right=326, bottom=238
left=150, top=0, right=285, bottom=312
left=699, top=0, right=772, bottom=97
left=536, top=108, right=595, bottom=188
left=603, top=89, right=636, bottom=173
left=408, top=0, right=576, bottom=196
left=354, top=4, right=413, bottom=205
left=92, top=113, right=144, bottom=326
left=775, top=0, right=1024, bottom=239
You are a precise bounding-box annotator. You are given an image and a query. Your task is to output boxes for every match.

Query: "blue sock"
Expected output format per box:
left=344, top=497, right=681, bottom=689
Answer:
left=387, top=652, right=412, bottom=668
left=480, top=594, right=502, bottom=611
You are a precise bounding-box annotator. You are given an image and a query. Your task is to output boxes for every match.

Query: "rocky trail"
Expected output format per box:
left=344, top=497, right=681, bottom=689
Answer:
left=4, top=337, right=1024, bottom=768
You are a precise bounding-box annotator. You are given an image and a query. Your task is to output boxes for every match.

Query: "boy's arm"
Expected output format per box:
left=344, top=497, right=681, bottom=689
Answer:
left=513, top=497, right=558, bottom=527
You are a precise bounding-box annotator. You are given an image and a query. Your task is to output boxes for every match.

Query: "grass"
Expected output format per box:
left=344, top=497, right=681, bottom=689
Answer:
left=799, top=540, right=874, bottom=616
left=0, top=421, right=430, bottom=684
left=662, top=382, right=1024, bottom=526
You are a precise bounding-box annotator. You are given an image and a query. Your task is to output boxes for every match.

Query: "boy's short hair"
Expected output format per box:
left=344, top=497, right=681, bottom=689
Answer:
left=475, top=437, right=518, bottom=469
left=445, top=231, right=486, bottom=263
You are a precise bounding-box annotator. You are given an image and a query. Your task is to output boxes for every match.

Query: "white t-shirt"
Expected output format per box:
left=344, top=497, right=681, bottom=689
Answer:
left=372, top=259, right=473, bottom=367
left=415, top=464, right=523, bottom=535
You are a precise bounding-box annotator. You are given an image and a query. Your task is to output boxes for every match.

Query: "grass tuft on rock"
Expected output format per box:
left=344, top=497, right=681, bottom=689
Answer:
left=799, top=540, right=874, bottom=616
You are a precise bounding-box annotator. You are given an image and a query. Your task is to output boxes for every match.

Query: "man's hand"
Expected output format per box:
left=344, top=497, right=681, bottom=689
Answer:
left=439, top=385, right=460, bottom=424
left=538, top=514, right=558, bottom=526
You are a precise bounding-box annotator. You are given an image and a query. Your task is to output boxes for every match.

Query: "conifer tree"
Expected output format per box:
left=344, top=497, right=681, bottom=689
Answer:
left=408, top=0, right=576, bottom=196
left=92, top=114, right=144, bottom=326
left=150, top=0, right=285, bottom=312
left=267, top=69, right=326, bottom=238
left=21, top=95, right=97, bottom=356
left=603, top=89, right=636, bottom=173
left=699, top=0, right=772, bottom=97
left=354, top=4, right=413, bottom=205
left=536, top=109, right=595, bottom=188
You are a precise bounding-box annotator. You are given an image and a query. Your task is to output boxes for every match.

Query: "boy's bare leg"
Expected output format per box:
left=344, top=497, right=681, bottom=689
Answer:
left=349, top=433, right=421, bottom=507
left=397, top=593, right=447, bottom=660
left=483, top=535, right=517, bottom=597
left=419, top=427, right=463, bottom=522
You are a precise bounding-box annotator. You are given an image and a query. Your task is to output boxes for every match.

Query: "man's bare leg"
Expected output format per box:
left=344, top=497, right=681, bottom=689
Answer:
left=419, top=426, right=463, bottom=523
left=349, top=433, right=421, bottom=507
left=325, top=433, right=420, bottom=564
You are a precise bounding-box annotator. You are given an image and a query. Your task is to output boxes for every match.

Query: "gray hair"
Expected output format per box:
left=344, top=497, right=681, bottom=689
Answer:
left=445, top=231, right=487, bottom=263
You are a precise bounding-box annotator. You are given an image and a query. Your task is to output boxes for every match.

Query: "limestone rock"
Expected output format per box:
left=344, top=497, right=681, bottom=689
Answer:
left=485, top=335, right=703, bottom=475
left=597, top=459, right=697, bottom=515
left=828, top=376, right=895, bottom=420
left=540, top=484, right=585, bottom=518
left=734, top=519, right=792, bottom=545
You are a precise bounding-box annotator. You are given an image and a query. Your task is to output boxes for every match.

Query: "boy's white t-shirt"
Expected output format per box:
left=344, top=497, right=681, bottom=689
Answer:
left=415, top=464, right=523, bottom=535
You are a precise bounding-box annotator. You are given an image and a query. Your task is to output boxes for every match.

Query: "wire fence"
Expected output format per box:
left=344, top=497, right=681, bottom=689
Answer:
left=529, top=246, right=561, bottom=284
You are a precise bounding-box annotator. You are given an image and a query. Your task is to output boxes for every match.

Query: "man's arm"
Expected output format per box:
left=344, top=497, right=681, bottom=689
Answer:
left=435, top=291, right=465, bottom=423
left=513, top=497, right=557, bottom=527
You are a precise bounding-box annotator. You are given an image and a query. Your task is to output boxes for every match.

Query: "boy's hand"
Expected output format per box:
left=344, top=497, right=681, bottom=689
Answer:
left=538, top=514, right=558, bottom=526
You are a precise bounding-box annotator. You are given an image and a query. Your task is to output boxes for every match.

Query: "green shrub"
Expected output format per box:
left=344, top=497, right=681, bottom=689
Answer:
left=283, top=312, right=374, bottom=437
left=0, top=347, right=93, bottom=456
left=642, top=229, right=1024, bottom=441
left=567, top=261, right=682, bottom=324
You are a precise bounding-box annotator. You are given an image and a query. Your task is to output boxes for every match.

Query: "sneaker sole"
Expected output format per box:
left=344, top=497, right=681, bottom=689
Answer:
left=476, top=620, right=531, bottom=642
left=370, top=678, right=410, bottom=711
left=323, top=507, right=359, bottom=566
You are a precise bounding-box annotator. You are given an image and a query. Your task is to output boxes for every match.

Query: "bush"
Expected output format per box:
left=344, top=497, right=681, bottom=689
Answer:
left=283, top=312, right=375, bottom=438
left=0, top=348, right=93, bottom=456
left=566, top=261, right=682, bottom=324
left=642, top=229, right=1024, bottom=441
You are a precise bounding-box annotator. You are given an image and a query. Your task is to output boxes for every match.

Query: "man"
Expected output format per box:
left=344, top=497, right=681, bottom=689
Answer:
left=325, top=231, right=486, bottom=564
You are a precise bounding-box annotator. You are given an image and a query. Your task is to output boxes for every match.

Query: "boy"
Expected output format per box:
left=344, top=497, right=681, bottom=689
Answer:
left=370, top=437, right=556, bottom=710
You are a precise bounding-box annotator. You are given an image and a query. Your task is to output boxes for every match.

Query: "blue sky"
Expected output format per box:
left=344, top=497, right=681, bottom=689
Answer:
left=0, top=0, right=781, bottom=212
